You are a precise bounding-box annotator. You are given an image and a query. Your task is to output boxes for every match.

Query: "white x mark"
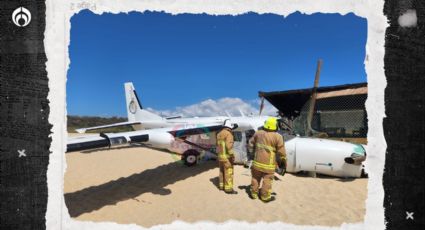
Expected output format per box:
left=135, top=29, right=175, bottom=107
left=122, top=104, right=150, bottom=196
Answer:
left=18, top=149, right=26, bottom=157
left=406, top=211, right=414, bottom=220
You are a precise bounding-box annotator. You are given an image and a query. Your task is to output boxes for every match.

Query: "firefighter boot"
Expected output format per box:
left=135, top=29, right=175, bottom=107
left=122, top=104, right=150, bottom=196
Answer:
left=249, top=187, right=258, bottom=199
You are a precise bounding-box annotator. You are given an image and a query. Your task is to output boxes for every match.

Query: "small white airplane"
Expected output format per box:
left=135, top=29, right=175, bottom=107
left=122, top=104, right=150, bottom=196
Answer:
left=74, top=82, right=267, bottom=133
left=67, top=82, right=367, bottom=178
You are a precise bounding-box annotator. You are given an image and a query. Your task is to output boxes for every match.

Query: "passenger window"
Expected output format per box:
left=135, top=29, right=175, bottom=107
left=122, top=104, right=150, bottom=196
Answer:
left=232, top=131, right=242, bottom=142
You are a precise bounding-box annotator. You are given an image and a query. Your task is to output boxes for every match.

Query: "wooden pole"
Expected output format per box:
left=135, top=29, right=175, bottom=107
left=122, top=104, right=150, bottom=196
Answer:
left=306, top=59, right=322, bottom=136
left=259, top=96, right=265, bottom=116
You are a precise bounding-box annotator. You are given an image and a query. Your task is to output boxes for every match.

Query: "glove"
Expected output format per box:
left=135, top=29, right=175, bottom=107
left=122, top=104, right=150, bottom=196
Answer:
left=276, top=157, right=287, bottom=176
left=229, top=155, right=235, bottom=164
left=280, top=157, right=287, bottom=168
left=276, top=167, right=283, bottom=175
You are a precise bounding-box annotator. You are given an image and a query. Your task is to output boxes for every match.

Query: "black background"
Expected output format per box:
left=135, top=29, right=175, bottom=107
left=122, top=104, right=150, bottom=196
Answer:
left=1, top=0, right=50, bottom=230
left=383, top=0, right=424, bottom=229
left=0, top=0, right=424, bottom=229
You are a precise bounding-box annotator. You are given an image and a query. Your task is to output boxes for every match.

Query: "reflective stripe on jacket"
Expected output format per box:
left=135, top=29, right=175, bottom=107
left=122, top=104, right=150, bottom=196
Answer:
left=248, top=130, right=286, bottom=173
left=216, top=128, right=234, bottom=161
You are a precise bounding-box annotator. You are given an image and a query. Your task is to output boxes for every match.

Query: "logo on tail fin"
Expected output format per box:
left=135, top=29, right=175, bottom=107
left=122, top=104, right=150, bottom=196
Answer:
left=129, top=99, right=137, bottom=114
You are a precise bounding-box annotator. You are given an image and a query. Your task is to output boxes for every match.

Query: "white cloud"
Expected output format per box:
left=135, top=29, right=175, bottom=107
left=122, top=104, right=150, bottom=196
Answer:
left=146, top=97, right=278, bottom=117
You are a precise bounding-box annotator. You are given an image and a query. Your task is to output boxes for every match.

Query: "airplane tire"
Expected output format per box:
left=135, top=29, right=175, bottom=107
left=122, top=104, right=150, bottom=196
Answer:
left=182, top=149, right=199, bottom=167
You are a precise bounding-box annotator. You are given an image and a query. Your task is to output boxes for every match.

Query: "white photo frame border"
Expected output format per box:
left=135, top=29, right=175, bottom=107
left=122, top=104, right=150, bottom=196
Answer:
left=45, top=0, right=387, bottom=229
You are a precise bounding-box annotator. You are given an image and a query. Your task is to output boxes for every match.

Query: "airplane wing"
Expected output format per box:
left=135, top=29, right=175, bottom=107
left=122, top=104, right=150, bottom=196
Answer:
left=168, top=124, right=223, bottom=137
left=67, top=131, right=149, bottom=152
left=165, top=115, right=182, bottom=120
left=67, top=123, right=224, bottom=153
left=74, top=121, right=142, bottom=133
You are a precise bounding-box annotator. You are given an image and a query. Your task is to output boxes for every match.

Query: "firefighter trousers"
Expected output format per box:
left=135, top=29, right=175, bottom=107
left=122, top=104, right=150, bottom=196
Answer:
left=218, top=160, right=234, bottom=192
left=250, top=168, right=274, bottom=201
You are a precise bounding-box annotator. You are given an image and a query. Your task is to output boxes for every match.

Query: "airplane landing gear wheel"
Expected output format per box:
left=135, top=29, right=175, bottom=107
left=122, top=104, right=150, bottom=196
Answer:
left=182, top=149, right=199, bottom=167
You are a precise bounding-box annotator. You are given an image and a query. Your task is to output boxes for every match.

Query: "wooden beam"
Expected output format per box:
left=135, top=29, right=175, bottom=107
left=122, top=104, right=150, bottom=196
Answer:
left=306, top=59, right=322, bottom=136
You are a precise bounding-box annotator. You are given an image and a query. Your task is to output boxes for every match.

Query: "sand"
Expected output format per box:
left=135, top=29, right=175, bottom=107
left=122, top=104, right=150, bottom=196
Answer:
left=64, top=137, right=368, bottom=228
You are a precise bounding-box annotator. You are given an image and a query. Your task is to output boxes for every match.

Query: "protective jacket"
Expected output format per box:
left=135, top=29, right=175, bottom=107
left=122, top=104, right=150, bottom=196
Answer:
left=248, top=130, right=286, bottom=174
left=216, top=128, right=235, bottom=162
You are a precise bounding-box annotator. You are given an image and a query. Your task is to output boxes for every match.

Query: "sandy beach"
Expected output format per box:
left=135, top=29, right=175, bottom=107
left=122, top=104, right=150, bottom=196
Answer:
left=64, top=136, right=368, bottom=228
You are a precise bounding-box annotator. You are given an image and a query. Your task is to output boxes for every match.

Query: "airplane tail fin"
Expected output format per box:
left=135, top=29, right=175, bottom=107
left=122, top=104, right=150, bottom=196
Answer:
left=124, top=82, right=163, bottom=122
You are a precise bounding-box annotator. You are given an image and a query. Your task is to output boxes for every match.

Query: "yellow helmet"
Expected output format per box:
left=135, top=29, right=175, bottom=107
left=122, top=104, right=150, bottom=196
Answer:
left=263, top=117, right=278, bottom=131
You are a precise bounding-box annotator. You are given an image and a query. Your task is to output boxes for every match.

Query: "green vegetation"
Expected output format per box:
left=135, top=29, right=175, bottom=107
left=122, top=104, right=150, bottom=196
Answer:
left=67, top=115, right=134, bottom=133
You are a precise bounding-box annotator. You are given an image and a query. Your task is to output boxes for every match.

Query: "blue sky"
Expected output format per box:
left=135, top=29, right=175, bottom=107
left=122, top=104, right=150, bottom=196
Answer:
left=67, top=11, right=367, bottom=117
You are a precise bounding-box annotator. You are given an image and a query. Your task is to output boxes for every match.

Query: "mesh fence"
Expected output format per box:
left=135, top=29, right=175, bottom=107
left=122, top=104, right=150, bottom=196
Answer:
left=287, top=94, right=367, bottom=138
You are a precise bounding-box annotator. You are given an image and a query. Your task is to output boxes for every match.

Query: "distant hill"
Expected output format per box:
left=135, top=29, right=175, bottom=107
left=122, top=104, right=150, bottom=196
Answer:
left=67, top=115, right=133, bottom=133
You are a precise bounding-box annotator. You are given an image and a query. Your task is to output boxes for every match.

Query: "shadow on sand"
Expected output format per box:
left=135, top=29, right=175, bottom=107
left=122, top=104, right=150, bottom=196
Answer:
left=209, top=177, right=220, bottom=189
left=77, top=144, right=143, bottom=154
left=65, top=160, right=217, bottom=217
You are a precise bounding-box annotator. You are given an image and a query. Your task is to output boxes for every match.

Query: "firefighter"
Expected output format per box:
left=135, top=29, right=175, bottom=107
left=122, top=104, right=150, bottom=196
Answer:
left=248, top=117, right=286, bottom=202
left=216, top=119, right=238, bottom=194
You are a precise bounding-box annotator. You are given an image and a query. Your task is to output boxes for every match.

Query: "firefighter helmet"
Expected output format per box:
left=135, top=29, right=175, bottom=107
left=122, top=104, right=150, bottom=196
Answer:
left=263, top=117, right=278, bottom=131
left=223, top=119, right=233, bottom=129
